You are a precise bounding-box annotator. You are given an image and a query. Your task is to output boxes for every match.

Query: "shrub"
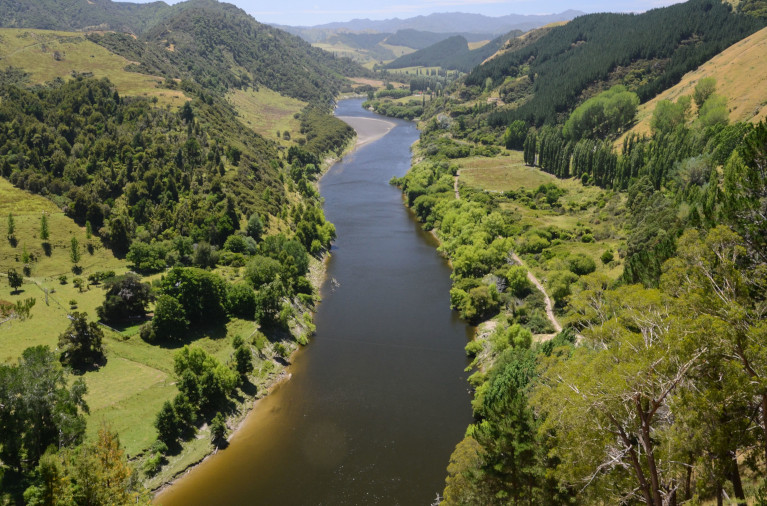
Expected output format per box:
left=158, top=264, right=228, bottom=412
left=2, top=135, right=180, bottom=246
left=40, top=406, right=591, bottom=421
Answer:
left=600, top=249, right=614, bottom=264
left=567, top=253, right=597, bottom=275
left=226, top=283, right=257, bottom=320
left=152, top=295, right=188, bottom=341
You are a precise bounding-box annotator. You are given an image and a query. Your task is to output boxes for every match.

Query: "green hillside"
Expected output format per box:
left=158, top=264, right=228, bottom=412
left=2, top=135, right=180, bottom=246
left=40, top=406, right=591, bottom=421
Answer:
left=384, top=30, right=521, bottom=72
left=0, top=0, right=361, bottom=501
left=0, top=0, right=171, bottom=33
left=466, top=0, right=764, bottom=126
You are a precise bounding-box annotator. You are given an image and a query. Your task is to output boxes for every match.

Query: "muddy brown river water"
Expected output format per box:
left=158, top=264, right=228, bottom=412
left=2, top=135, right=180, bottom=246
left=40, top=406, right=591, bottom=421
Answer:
left=155, top=99, right=473, bottom=506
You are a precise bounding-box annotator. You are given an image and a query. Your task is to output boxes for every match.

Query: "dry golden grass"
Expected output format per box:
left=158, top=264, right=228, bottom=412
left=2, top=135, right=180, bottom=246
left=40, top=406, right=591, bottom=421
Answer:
left=622, top=26, right=767, bottom=141
left=0, top=28, right=187, bottom=107
left=468, top=40, right=490, bottom=50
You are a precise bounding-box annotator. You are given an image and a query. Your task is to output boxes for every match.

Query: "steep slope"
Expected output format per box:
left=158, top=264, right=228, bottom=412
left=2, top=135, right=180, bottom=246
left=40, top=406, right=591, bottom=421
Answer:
left=623, top=25, right=767, bottom=138
left=0, top=28, right=186, bottom=106
left=465, top=0, right=765, bottom=126
left=90, top=1, right=369, bottom=103
left=0, top=0, right=172, bottom=33
left=384, top=30, right=522, bottom=72
left=384, top=36, right=470, bottom=69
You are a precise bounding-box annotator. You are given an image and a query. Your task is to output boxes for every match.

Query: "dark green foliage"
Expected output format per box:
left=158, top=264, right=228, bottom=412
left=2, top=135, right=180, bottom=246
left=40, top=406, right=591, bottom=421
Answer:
left=384, top=36, right=469, bottom=70
left=159, top=267, right=229, bottom=324
left=7, top=267, right=22, bottom=293
left=126, top=240, right=168, bottom=274
left=151, top=294, right=188, bottom=342
left=298, top=107, right=356, bottom=155
left=473, top=0, right=763, bottom=126
left=232, top=343, right=253, bottom=378
left=0, top=346, right=88, bottom=472
left=723, top=121, right=767, bottom=262
left=96, top=273, right=152, bottom=323
left=57, top=312, right=105, bottom=370
left=0, top=0, right=173, bottom=33
left=154, top=400, right=180, bottom=447
left=95, top=2, right=368, bottom=103
left=567, top=253, right=596, bottom=276
left=385, top=30, right=521, bottom=73
left=246, top=213, right=263, bottom=242
left=0, top=76, right=285, bottom=254
left=226, top=283, right=257, bottom=320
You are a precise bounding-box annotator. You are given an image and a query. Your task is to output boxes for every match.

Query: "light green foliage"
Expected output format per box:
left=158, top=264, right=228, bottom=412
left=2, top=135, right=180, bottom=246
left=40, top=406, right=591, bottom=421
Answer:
left=650, top=96, right=690, bottom=134
left=693, top=76, right=717, bottom=108
left=504, top=265, right=533, bottom=297
left=23, top=427, right=148, bottom=506
left=490, top=323, right=533, bottom=353
left=535, top=285, right=696, bottom=504
left=174, top=345, right=238, bottom=412
left=503, top=120, right=528, bottom=150
left=698, top=94, right=728, bottom=129
left=70, top=236, right=81, bottom=265
left=563, top=85, right=639, bottom=140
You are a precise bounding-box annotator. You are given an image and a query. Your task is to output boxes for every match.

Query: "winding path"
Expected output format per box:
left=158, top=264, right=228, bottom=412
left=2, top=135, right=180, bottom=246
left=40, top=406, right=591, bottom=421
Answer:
left=510, top=252, right=562, bottom=338
left=452, top=172, right=562, bottom=338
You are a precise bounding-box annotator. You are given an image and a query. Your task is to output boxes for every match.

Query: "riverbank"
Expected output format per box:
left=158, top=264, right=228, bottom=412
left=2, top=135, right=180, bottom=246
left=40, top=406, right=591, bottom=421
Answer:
left=336, top=115, right=396, bottom=148
left=152, top=99, right=473, bottom=506
left=152, top=103, right=396, bottom=501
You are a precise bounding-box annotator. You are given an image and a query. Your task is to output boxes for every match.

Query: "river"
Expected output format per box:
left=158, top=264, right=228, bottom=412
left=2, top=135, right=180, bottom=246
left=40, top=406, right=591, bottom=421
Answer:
left=156, top=99, right=474, bottom=505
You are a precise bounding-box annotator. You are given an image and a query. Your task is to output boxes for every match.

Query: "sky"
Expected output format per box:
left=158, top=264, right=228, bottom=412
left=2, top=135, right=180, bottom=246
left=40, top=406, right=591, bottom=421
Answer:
left=139, top=0, right=686, bottom=26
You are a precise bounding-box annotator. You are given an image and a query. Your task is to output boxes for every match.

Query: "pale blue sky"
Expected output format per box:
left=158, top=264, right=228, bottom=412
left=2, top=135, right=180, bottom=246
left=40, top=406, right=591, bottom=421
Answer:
left=144, top=0, right=685, bottom=26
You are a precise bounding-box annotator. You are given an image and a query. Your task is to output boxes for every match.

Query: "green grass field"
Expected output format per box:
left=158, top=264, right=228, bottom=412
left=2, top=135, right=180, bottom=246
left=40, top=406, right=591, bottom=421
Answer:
left=456, top=151, right=626, bottom=283
left=0, top=28, right=187, bottom=107
left=0, top=180, right=291, bottom=485
left=226, top=87, right=306, bottom=146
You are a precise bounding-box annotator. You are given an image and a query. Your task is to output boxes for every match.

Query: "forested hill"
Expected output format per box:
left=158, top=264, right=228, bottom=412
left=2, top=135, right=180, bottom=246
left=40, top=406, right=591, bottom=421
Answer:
left=0, top=0, right=172, bottom=33
left=384, top=36, right=470, bottom=70
left=384, top=29, right=522, bottom=72
left=111, top=2, right=367, bottom=102
left=465, top=0, right=765, bottom=126
left=0, top=0, right=371, bottom=103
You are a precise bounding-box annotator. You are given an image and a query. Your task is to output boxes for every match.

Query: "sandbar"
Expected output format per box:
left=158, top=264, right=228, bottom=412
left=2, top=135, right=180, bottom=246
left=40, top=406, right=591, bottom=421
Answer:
left=337, top=115, right=396, bottom=148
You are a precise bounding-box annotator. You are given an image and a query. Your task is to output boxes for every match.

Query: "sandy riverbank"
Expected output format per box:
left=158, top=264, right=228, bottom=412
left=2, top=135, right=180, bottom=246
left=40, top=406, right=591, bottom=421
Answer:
left=336, top=115, right=396, bottom=148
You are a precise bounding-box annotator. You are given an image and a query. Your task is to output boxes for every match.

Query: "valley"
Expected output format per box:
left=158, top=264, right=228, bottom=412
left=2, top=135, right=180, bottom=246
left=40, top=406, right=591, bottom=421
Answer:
left=0, top=0, right=766, bottom=504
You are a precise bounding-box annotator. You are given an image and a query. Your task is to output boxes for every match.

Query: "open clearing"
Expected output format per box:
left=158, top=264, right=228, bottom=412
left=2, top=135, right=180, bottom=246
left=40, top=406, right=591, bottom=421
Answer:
left=227, top=87, right=306, bottom=146
left=456, top=151, right=626, bottom=284
left=0, top=28, right=187, bottom=107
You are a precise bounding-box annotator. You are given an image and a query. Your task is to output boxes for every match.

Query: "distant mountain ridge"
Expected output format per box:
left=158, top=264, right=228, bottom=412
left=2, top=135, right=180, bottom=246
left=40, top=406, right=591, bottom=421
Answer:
left=278, top=10, right=584, bottom=35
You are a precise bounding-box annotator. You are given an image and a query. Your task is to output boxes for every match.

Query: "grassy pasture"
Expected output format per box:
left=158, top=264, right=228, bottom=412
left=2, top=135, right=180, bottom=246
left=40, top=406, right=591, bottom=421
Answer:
left=456, top=151, right=625, bottom=283
left=227, top=87, right=306, bottom=146
left=0, top=28, right=186, bottom=107
left=0, top=180, right=288, bottom=476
